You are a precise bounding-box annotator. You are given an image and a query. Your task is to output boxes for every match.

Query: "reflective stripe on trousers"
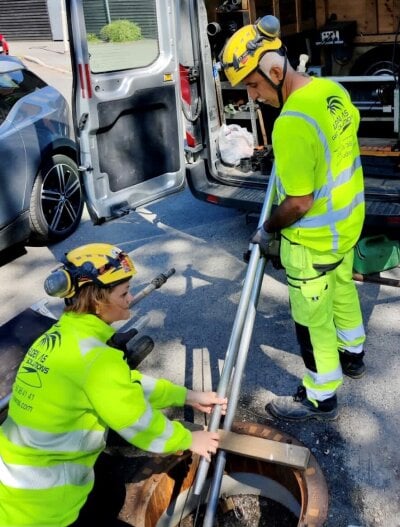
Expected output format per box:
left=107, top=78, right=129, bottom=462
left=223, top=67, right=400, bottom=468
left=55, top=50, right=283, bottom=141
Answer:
left=281, top=237, right=365, bottom=402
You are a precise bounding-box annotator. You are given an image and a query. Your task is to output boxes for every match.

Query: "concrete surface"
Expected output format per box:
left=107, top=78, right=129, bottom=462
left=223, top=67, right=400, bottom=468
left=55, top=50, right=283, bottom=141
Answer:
left=9, top=40, right=72, bottom=74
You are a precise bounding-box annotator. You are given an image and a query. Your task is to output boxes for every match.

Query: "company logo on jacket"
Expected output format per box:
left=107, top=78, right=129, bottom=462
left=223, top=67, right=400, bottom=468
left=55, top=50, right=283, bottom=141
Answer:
left=327, top=95, right=352, bottom=140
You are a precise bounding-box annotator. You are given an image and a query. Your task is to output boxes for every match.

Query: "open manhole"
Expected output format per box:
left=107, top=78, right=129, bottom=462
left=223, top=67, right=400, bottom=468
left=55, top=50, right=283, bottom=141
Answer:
left=119, top=421, right=328, bottom=527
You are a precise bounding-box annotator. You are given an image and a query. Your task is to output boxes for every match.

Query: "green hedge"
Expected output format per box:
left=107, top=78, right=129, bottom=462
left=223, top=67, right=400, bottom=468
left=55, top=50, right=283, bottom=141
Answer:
left=87, top=33, right=101, bottom=43
left=100, top=20, right=142, bottom=43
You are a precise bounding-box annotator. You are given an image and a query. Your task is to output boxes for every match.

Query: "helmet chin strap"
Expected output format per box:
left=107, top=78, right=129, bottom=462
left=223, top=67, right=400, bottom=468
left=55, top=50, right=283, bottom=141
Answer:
left=257, top=53, right=288, bottom=108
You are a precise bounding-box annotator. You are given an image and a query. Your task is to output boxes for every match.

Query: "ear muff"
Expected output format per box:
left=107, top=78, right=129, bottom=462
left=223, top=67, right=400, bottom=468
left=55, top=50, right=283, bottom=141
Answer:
left=44, top=267, right=74, bottom=298
left=246, top=15, right=281, bottom=52
left=44, top=258, right=94, bottom=298
left=44, top=259, right=117, bottom=299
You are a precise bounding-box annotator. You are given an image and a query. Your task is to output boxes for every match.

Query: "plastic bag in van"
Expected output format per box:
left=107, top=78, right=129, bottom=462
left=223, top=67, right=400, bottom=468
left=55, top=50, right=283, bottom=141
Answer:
left=218, top=124, right=254, bottom=166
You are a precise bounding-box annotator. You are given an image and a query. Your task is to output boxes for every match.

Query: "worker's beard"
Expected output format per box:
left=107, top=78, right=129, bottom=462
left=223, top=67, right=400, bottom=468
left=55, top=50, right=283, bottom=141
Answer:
left=257, top=97, right=280, bottom=109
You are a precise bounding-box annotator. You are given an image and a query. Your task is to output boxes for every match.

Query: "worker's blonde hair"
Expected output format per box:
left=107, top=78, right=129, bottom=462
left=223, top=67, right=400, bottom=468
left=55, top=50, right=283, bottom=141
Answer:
left=64, top=283, right=112, bottom=315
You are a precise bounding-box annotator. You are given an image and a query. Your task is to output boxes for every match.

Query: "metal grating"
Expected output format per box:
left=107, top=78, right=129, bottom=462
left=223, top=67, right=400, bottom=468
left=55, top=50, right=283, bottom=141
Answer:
left=0, top=0, right=52, bottom=40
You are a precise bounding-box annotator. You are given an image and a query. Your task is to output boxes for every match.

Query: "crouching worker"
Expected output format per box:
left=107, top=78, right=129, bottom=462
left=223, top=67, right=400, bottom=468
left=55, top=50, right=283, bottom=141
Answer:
left=0, top=243, right=227, bottom=527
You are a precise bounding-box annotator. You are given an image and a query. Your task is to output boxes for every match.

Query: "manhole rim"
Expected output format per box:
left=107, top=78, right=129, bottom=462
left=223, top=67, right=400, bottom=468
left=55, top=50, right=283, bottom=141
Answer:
left=119, top=421, right=328, bottom=527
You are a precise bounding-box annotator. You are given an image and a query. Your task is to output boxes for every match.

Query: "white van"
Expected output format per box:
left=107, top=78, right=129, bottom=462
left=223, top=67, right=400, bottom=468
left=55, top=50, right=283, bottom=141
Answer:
left=66, top=0, right=400, bottom=237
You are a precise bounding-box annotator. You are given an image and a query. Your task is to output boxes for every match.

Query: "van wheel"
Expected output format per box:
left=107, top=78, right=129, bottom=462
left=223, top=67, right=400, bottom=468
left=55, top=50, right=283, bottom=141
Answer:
left=29, top=154, right=84, bottom=243
left=350, top=45, right=399, bottom=76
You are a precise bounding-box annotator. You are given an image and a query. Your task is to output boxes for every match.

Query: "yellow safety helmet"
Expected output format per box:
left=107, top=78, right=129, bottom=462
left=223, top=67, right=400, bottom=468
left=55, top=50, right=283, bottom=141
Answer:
left=221, top=15, right=283, bottom=86
left=44, top=243, right=136, bottom=298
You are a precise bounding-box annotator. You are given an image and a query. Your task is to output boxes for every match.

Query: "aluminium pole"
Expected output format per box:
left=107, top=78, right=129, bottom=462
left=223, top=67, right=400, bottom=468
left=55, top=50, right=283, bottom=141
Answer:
left=203, top=252, right=266, bottom=526
left=192, top=170, right=277, bottom=497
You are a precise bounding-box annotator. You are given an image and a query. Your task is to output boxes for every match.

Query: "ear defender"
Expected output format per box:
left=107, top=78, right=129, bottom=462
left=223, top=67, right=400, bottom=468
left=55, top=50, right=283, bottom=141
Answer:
left=246, top=15, right=281, bottom=52
left=44, top=267, right=75, bottom=298
left=43, top=260, right=102, bottom=298
left=256, top=15, right=281, bottom=40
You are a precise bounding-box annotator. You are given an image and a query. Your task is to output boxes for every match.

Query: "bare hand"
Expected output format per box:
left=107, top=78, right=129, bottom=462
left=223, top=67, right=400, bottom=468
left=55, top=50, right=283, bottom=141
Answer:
left=190, top=430, right=220, bottom=462
left=185, top=390, right=228, bottom=415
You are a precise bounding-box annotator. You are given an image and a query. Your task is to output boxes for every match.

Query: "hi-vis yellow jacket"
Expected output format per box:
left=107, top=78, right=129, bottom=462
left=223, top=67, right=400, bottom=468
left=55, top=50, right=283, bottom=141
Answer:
left=273, top=76, right=365, bottom=254
left=0, top=312, right=191, bottom=527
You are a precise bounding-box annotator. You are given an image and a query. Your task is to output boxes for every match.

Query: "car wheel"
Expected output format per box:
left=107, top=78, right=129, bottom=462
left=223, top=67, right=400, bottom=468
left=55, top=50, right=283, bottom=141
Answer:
left=29, top=154, right=84, bottom=243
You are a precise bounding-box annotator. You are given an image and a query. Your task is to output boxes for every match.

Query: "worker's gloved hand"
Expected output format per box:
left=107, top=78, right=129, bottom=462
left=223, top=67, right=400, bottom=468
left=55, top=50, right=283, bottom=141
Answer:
left=251, top=225, right=275, bottom=256
left=250, top=226, right=283, bottom=269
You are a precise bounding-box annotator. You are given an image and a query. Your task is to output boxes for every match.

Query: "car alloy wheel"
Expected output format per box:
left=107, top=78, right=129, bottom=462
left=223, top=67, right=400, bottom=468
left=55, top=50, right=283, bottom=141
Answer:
left=29, top=153, right=84, bottom=243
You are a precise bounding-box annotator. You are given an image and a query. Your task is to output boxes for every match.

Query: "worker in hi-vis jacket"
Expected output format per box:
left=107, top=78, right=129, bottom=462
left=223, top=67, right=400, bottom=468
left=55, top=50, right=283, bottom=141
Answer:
left=222, top=15, right=365, bottom=421
left=0, top=243, right=227, bottom=527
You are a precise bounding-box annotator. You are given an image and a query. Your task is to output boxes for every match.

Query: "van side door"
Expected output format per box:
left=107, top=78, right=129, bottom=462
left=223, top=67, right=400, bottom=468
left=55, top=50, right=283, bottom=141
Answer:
left=66, top=0, right=185, bottom=223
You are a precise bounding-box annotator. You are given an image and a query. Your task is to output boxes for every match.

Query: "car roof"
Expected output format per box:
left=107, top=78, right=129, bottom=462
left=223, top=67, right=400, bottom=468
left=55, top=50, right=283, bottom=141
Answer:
left=0, top=55, right=25, bottom=74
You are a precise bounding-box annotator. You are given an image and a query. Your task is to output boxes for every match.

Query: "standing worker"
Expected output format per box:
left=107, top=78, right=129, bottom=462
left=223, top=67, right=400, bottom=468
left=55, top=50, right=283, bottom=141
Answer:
left=221, top=16, right=366, bottom=421
left=0, top=243, right=227, bottom=526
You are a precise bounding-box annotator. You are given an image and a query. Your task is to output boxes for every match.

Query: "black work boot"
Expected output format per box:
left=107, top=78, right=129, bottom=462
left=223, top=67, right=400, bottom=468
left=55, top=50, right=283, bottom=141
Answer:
left=266, top=386, right=338, bottom=422
left=339, top=350, right=365, bottom=379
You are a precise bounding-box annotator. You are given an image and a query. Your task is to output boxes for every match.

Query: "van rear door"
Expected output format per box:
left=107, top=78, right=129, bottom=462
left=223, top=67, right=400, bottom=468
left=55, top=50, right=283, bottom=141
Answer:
left=66, top=0, right=185, bottom=223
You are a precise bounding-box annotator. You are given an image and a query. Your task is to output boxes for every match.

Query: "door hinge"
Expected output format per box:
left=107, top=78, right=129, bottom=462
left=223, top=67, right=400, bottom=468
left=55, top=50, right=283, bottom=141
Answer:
left=78, top=113, right=89, bottom=131
left=78, top=165, right=93, bottom=172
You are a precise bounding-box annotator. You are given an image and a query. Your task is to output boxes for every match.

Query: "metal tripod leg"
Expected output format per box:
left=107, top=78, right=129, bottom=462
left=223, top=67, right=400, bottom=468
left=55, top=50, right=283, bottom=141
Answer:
left=192, top=170, right=277, bottom=510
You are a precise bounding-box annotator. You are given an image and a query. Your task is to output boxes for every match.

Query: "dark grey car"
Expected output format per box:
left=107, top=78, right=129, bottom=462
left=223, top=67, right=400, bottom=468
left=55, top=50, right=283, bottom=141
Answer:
left=0, top=55, right=83, bottom=251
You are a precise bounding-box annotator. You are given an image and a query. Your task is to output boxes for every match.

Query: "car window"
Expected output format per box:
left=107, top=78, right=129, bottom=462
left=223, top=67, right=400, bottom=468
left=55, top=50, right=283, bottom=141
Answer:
left=82, top=0, right=159, bottom=73
left=0, top=69, right=47, bottom=123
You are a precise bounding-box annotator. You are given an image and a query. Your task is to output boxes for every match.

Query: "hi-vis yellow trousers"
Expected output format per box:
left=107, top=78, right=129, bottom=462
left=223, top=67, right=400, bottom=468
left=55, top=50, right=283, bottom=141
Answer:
left=280, top=236, right=365, bottom=403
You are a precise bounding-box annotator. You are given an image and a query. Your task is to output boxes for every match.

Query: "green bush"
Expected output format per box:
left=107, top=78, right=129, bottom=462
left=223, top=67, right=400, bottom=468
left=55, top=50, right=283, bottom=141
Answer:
left=87, top=33, right=101, bottom=43
left=100, top=20, right=142, bottom=43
